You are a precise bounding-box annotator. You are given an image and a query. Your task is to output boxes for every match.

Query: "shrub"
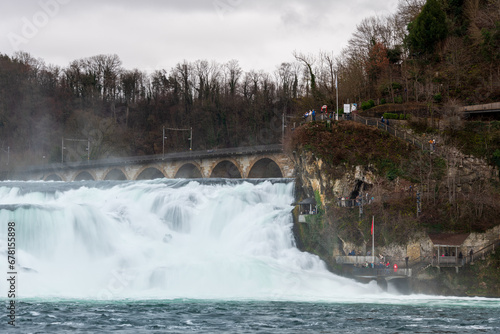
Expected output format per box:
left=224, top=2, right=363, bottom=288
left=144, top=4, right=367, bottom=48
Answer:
left=392, top=82, right=403, bottom=90
left=433, top=93, right=443, bottom=103
left=386, top=167, right=400, bottom=181
left=492, top=149, right=500, bottom=168
left=362, top=100, right=375, bottom=110
left=383, top=113, right=399, bottom=119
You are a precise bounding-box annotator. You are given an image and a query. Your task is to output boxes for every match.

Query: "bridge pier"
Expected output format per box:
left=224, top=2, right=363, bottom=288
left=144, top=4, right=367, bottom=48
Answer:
left=377, top=277, right=388, bottom=291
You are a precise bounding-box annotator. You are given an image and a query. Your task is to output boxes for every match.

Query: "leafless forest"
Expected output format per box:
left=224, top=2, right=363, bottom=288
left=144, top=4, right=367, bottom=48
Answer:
left=1, top=0, right=499, bottom=167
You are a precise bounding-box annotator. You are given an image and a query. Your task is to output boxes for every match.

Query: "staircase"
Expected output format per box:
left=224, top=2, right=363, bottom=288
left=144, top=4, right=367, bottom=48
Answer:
left=344, top=113, right=498, bottom=182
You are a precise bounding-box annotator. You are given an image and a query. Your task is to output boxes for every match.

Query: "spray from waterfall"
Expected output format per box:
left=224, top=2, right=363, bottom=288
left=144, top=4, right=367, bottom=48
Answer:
left=0, top=179, right=382, bottom=301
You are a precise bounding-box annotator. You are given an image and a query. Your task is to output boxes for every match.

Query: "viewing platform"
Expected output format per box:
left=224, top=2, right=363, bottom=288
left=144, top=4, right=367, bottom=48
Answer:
left=296, top=197, right=317, bottom=223
left=351, top=267, right=412, bottom=279
left=336, top=256, right=412, bottom=279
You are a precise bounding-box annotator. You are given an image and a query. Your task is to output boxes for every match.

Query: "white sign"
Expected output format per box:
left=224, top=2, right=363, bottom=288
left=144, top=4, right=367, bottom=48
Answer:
left=344, top=104, right=351, bottom=114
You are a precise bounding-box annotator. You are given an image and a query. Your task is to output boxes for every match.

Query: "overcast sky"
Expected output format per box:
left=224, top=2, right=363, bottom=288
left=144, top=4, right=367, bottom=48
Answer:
left=1, top=0, right=399, bottom=73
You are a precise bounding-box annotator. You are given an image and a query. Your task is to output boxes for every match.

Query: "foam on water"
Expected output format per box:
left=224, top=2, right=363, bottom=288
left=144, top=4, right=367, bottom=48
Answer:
left=0, top=179, right=498, bottom=306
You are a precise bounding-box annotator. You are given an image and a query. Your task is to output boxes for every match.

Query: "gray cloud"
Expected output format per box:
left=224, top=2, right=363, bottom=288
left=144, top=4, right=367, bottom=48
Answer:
left=1, top=0, right=400, bottom=73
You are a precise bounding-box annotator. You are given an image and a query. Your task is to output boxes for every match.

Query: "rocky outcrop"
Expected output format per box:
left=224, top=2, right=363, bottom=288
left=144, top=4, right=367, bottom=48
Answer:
left=294, top=150, right=376, bottom=208
left=290, top=120, right=500, bottom=296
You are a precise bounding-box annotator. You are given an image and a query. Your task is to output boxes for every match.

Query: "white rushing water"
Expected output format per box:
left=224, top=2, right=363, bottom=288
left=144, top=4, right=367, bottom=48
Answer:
left=0, top=179, right=387, bottom=301
left=1, top=179, right=499, bottom=309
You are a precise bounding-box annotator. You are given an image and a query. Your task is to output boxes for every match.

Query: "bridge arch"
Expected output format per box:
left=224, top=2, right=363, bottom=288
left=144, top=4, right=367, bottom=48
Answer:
left=73, top=171, right=96, bottom=181
left=44, top=173, right=63, bottom=181
left=174, top=162, right=203, bottom=178
left=104, top=168, right=128, bottom=180
left=134, top=166, right=165, bottom=180
left=247, top=157, right=283, bottom=178
left=210, top=159, right=242, bottom=178
left=18, top=145, right=294, bottom=181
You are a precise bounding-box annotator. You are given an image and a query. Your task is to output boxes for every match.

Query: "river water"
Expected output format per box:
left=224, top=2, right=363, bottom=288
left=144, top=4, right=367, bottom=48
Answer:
left=0, top=179, right=499, bottom=333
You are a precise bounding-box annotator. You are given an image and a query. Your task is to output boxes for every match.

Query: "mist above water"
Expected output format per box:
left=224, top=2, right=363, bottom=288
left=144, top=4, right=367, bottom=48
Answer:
left=0, top=179, right=384, bottom=301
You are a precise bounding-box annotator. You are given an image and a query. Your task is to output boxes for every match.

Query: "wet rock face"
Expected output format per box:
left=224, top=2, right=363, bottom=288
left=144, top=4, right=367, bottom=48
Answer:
left=294, top=151, right=376, bottom=207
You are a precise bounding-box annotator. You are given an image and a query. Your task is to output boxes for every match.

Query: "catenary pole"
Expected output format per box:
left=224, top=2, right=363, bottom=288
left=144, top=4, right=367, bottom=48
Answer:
left=162, top=126, right=165, bottom=158
left=336, top=72, right=339, bottom=120
left=372, top=216, right=375, bottom=265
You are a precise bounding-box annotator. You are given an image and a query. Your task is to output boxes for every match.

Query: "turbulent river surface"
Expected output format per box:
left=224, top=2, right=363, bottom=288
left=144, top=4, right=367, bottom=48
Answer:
left=0, top=179, right=499, bottom=333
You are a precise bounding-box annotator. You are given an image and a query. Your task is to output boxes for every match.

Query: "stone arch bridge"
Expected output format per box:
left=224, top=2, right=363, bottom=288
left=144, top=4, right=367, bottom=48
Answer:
left=17, top=145, right=294, bottom=182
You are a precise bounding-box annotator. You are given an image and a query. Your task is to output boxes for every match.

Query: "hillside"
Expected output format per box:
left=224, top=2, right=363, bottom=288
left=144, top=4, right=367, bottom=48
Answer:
left=289, top=119, right=500, bottom=260
left=2, top=1, right=500, bottom=171
left=288, top=118, right=500, bottom=296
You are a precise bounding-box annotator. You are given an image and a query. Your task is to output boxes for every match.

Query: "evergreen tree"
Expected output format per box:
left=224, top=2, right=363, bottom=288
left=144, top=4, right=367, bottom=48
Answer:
left=406, top=0, right=448, bottom=56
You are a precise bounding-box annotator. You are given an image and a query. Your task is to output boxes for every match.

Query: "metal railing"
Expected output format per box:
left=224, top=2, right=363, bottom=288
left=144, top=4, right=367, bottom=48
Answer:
left=460, top=102, right=500, bottom=114
left=350, top=113, right=431, bottom=152
left=431, top=256, right=466, bottom=266
left=352, top=267, right=412, bottom=278
left=336, top=197, right=375, bottom=208
left=467, top=239, right=500, bottom=264
left=337, top=255, right=410, bottom=267
left=430, top=240, right=499, bottom=267
left=336, top=255, right=374, bottom=264
left=346, top=113, right=496, bottom=177
left=299, top=112, right=437, bottom=153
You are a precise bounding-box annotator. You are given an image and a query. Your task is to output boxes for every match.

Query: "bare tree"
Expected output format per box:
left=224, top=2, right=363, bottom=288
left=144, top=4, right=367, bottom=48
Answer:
left=293, top=51, right=318, bottom=99
left=396, top=0, right=426, bottom=25
left=320, top=51, right=338, bottom=99
left=121, top=69, right=146, bottom=125
left=173, top=61, right=194, bottom=113
left=224, top=59, right=242, bottom=96
left=442, top=99, right=465, bottom=132
left=347, top=16, right=391, bottom=60
left=275, top=62, right=299, bottom=101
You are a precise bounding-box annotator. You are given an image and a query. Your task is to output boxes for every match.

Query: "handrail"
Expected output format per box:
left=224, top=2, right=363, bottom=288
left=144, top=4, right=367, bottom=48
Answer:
left=336, top=197, right=373, bottom=208
left=350, top=113, right=432, bottom=152
left=347, top=114, right=497, bottom=178
left=351, top=267, right=412, bottom=277
left=338, top=238, right=499, bottom=271
left=411, top=240, right=499, bottom=269
left=468, top=239, right=500, bottom=264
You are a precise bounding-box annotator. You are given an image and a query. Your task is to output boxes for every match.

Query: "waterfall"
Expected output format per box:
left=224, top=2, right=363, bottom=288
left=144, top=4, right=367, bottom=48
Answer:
left=0, top=179, right=380, bottom=301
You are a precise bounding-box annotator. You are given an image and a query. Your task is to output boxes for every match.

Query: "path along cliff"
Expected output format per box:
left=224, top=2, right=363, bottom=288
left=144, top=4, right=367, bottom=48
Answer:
left=288, top=118, right=500, bottom=297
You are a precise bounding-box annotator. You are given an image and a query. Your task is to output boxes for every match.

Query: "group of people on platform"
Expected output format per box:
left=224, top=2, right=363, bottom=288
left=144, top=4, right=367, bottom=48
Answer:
left=303, top=106, right=337, bottom=121
left=303, top=109, right=316, bottom=121
left=353, top=261, right=399, bottom=271
left=348, top=252, right=403, bottom=271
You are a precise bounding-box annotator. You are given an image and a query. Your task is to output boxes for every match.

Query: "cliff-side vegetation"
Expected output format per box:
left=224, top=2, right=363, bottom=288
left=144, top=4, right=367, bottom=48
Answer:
left=290, top=120, right=500, bottom=255
left=289, top=120, right=417, bottom=180
left=457, top=250, right=500, bottom=297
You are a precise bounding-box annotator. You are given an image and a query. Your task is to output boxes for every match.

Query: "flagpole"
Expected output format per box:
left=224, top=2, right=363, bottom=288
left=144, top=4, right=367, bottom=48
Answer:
left=372, top=216, right=375, bottom=265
